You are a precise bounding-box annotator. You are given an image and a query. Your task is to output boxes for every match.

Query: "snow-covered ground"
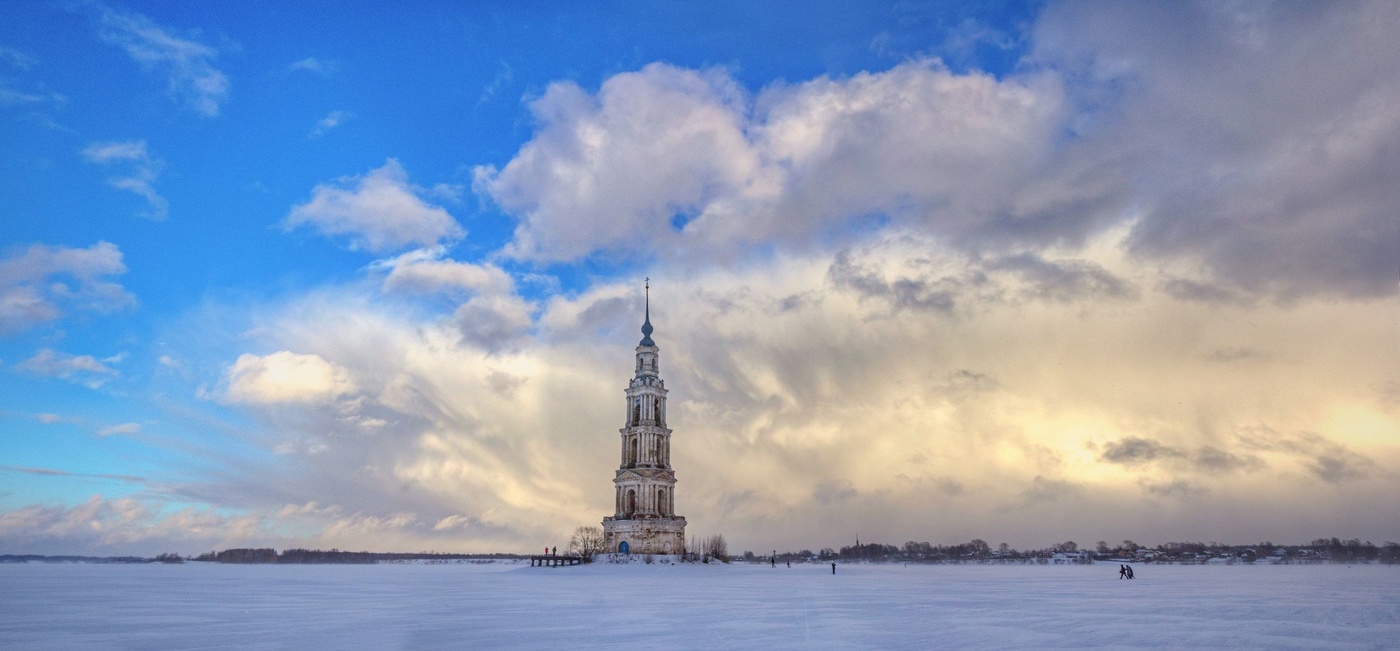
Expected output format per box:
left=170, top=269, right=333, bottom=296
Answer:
left=2, top=561, right=1396, bottom=649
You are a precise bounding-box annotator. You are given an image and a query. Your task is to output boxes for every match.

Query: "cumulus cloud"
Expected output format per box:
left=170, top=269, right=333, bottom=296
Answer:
left=475, top=60, right=1067, bottom=262
left=371, top=247, right=536, bottom=351
left=0, top=241, right=134, bottom=334
left=373, top=247, right=515, bottom=296
left=82, top=140, right=167, bottom=220
left=16, top=349, right=120, bottom=388
left=479, top=3, right=1400, bottom=301
left=284, top=159, right=465, bottom=253
left=223, top=351, right=357, bottom=404
left=92, top=4, right=229, bottom=117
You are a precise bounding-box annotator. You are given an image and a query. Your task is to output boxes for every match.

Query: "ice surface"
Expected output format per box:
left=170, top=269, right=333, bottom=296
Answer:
left=1, top=561, right=1396, bottom=649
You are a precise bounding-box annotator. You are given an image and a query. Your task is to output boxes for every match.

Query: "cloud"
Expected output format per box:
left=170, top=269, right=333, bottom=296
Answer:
left=0, top=83, right=64, bottom=109
left=1099, top=436, right=1260, bottom=474
left=1101, top=427, right=1378, bottom=485
left=371, top=247, right=535, bottom=352
left=1235, top=427, right=1378, bottom=484
left=1031, top=1, right=1400, bottom=300
left=1100, top=437, right=1184, bottom=466
left=284, top=159, right=464, bottom=253
left=1139, top=479, right=1203, bottom=500
left=0, top=46, right=38, bottom=70
left=222, top=351, right=357, bottom=405
left=0, top=241, right=135, bottom=334
left=97, top=422, right=141, bottom=436
left=307, top=109, right=350, bottom=138
left=287, top=57, right=335, bottom=76
left=0, top=496, right=269, bottom=556
left=92, top=4, right=229, bottom=117
left=477, top=60, right=513, bottom=104
left=478, top=4, right=1400, bottom=302
left=939, top=370, right=1000, bottom=395
left=1, top=465, right=146, bottom=485
left=1205, top=347, right=1271, bottom=363
left=823, top=231, right=1140, bottom=316
left=475, top=60, right=1067, bottom=263
left=812, top=480, right=857, bottom=504
left=82, top=140, right=167, bottom=220
left=15, top=349, right=120, bottom=388
left=939, top=18, right=1019, bottom=66
left=373, top=247, right=514, bottom=296
left=0, top=46, right=64, bottom=110
left=984, top=254, right=1138, bottom=303
left=1019, top=476, right=1081, bottom=506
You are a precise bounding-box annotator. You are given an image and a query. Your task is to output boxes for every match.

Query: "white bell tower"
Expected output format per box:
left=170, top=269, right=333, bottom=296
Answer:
left=602, top=279, right=686, bottom=555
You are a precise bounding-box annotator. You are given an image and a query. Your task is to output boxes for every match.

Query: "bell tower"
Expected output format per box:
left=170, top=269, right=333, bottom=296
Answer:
left=602, top=279, right=686, bottom=555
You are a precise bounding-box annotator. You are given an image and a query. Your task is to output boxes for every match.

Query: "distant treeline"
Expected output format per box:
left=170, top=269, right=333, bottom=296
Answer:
left=746, top=537, right=1400, bottom=565
left=0, top=555, right=152, bottom=564
left=191, top=548, right=527, bottom=564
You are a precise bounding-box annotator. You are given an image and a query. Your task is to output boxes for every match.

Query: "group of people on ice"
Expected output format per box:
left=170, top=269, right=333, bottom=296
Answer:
left=1118, top=564, right=1136, bottom=579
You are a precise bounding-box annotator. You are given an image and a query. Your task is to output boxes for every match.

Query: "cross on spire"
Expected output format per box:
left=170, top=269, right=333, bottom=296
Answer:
left=639, top=278, right=655, bottom=346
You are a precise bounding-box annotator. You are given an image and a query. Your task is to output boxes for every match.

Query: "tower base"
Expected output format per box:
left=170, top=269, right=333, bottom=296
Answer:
left=602, top=516, right=686, bottom=555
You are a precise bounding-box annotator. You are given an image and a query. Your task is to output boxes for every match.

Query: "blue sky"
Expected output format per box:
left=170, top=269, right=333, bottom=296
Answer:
left=2, top=1, right=1397, bottom=555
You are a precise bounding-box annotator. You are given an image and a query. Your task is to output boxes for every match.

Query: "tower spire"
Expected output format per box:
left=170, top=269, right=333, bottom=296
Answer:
left=640, top=277, right=654, bottom=346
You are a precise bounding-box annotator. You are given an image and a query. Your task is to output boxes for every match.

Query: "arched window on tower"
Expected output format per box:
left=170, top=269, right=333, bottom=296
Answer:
left=625, top=489, right=636, bottom=518
left=658, top=488, right=667, bottom=516
left=632, top=400, right=640, bottom=426
left=630, top=437, right=639, bottom=468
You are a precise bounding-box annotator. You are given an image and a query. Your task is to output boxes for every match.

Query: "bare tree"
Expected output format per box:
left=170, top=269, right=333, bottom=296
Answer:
left=568, top=526, right=606, bottom=563
left=703, top=534, right=730, bottom=563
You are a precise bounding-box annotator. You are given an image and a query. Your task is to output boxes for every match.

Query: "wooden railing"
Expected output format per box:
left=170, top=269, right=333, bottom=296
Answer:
left=529, top=555, right=583, bottom=567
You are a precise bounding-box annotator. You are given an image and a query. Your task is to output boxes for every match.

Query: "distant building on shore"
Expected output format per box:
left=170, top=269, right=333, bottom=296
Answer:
left=602, top=281, right=687, bottom=555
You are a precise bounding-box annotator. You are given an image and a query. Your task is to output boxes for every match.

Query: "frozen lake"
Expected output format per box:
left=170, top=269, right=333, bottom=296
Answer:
left=2, top=561, right=1396, bottom=649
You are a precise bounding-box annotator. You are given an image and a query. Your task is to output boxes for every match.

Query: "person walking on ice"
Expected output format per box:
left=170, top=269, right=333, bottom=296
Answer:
left=1119, top=564, right=1127, bottom=579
